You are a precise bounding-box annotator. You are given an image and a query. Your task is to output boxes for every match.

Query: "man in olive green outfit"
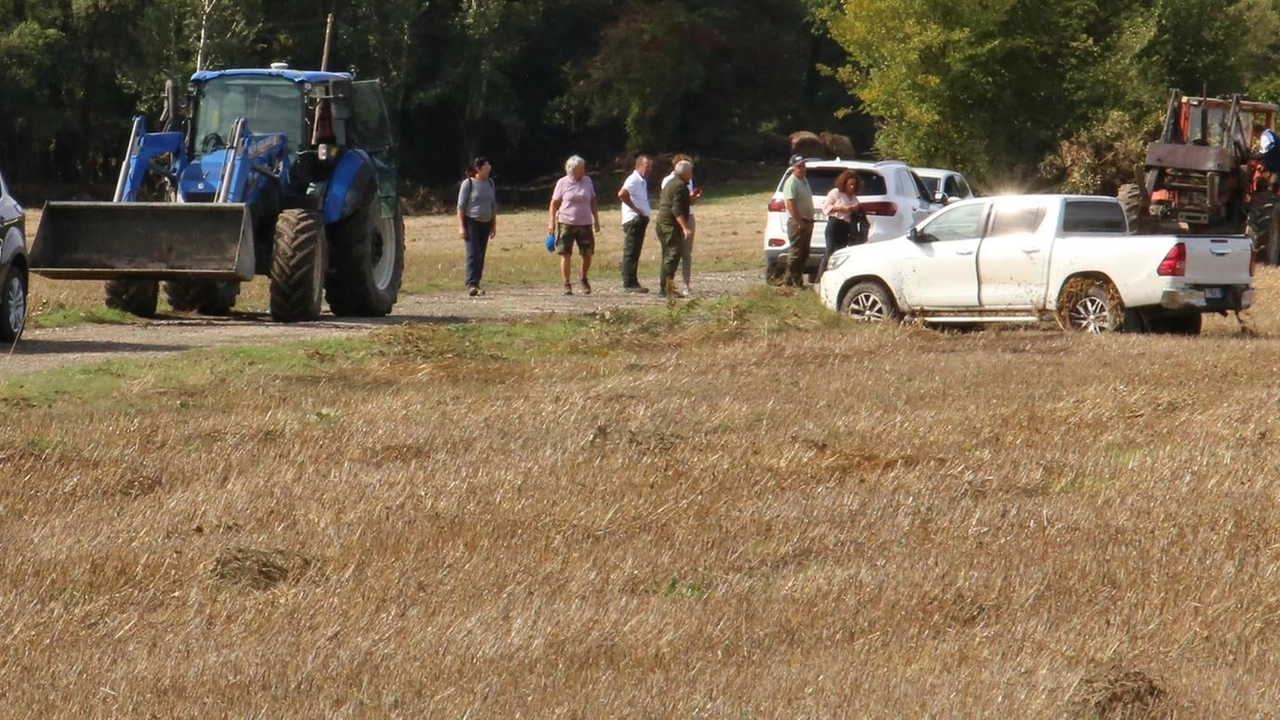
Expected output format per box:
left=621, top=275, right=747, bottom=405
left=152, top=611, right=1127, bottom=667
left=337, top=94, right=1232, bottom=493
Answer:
left=782, top=154, right=814, bottom=288
left=655, top=159, right=694, bottom=298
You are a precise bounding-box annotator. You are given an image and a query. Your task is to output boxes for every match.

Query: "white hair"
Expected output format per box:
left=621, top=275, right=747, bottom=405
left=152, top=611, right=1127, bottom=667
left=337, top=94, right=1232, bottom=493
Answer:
left=565, top=155, right=586, bottom=175
left=675, top=159, right=693, bottom=176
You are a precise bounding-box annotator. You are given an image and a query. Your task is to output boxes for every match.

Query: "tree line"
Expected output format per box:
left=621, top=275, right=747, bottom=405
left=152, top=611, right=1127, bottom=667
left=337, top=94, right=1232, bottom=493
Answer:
left=820, top=0, right=1280, bottom=192
left=0, top=0, right=859, bottom=196
left=0, top=0, right=1276, bottom=198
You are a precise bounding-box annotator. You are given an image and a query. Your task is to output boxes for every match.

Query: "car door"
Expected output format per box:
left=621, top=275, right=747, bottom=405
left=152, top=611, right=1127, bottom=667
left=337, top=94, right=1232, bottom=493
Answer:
left=943, top=176, right=961, bottom=201
left=900, top=201, right=989, bottom=309
left=976, top=200, right=1051, bottom=309
left=897, top=168, right=934, bottom=224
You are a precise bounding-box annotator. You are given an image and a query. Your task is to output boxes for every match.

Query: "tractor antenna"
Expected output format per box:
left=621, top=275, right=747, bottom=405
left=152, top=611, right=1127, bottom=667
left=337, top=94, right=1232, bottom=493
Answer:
left=320, top=14, right=335, bottom=72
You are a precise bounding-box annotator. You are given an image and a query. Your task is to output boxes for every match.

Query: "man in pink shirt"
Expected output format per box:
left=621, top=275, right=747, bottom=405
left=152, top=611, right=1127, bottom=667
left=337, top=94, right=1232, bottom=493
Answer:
left=548, top=155, right=601, bottom=295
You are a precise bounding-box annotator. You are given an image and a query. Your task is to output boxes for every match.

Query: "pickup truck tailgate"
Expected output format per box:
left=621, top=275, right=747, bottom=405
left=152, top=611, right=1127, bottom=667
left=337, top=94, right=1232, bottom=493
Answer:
left=1182, top=235, right=1253, bottom=285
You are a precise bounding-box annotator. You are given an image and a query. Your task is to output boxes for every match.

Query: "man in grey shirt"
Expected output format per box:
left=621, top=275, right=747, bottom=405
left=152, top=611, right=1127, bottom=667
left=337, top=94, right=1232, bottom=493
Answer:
left=782, top=154, right=814, bottom=288
left=457, top=157, right=498, bottom=296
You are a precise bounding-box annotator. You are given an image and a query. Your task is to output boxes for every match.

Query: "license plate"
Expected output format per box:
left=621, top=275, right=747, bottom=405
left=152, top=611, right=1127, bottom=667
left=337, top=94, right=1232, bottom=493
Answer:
left=1204, top=287, right=1223, bottom=299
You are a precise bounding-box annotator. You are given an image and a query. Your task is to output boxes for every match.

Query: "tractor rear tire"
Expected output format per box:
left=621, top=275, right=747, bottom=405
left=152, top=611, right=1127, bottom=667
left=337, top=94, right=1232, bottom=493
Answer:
left=325, top=180, right=404, bottom=316
left=104, top=279, right=158, bottom=318
left=165, top=280, right=240, bottom=315
left=1246, top=194, right=1280, bottom=265
left=1118, top=183, right=1144, bottom=232
left=269, top=209, right=325, bottom=323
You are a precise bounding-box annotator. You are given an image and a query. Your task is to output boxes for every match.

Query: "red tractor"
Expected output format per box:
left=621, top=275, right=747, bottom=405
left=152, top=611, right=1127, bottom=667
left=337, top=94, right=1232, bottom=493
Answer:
left=1119, top=89, right=1280, bottom=262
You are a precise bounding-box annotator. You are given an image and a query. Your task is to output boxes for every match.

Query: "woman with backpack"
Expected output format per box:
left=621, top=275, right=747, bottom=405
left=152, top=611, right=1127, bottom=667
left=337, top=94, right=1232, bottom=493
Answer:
left=457, top=157, right=498, bottom=296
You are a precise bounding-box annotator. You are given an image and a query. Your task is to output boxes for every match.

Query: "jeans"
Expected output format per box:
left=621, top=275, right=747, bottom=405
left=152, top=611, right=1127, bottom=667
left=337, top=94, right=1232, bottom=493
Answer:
left=621, top=216, right=649, bottom=287
left=463, top=217, right=491, bottom=288
left=817, top=217, right=852, bottom=279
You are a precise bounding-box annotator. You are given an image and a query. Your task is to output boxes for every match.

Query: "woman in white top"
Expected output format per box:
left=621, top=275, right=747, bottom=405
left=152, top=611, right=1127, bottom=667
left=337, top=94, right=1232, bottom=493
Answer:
left=817, top=170, right=865, bottom=280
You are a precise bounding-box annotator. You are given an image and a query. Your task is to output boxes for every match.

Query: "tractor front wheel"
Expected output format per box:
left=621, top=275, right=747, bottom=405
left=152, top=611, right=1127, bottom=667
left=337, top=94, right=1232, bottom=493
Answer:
left=105, top=279, right=158, bottom=318
left=269, top=209, right=325, bottom=323
left=165, top=280, right=240, bottom=315
left=325, top=180, right=405, bottom=316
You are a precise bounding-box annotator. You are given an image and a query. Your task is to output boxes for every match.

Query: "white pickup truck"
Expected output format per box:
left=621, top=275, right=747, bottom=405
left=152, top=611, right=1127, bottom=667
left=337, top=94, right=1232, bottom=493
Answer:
left=817, top=194, right=1255, bottom=334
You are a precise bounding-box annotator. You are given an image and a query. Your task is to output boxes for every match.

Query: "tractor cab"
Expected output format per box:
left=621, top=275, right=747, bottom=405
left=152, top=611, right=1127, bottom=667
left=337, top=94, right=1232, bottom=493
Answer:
left=1172, top=95, right=1275, bottom=154
left=181, top=66, right=360, bottom=205
left=1134, top=90, right=1278, bottom=230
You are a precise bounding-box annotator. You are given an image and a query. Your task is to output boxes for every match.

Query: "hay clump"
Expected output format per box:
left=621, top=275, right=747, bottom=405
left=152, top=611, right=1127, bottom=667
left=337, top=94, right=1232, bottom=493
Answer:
left=789, top=131, right=825, bottom=159
left=211, top=546, right=314, bottom=591
left=1074, top=664, right=1169, bottom=719
left=820, top=131, right=856, bottom=158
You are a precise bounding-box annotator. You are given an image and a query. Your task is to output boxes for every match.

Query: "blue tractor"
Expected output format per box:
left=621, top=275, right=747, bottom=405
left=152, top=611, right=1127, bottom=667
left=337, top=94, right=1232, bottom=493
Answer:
left=29, top=63, right=404, bottom=322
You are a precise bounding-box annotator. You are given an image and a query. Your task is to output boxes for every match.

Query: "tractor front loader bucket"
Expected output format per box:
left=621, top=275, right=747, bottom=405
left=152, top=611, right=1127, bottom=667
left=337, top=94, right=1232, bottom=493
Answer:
left=29, top=202, right=255, bottom=281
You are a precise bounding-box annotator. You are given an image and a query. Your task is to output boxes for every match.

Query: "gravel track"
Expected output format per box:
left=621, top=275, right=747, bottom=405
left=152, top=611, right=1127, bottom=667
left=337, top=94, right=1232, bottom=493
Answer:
left=3, top=270, right=762, bottom=377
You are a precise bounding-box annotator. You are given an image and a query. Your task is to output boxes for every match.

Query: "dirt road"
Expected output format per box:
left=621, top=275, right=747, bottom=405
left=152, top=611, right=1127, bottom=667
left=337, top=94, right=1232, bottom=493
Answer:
left=4, top=270, right=761, bottom=377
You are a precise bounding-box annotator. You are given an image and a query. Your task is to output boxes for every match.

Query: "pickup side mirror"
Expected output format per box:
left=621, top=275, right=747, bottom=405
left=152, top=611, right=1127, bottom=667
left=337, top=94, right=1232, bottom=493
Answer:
left=908, top=227, right=921, bottom=243
left=933, top=191, right=946, bottom=204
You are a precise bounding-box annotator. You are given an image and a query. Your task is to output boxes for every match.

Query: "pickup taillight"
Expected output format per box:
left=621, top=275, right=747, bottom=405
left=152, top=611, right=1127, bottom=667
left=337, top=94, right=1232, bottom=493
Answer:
left=860, top=201, right=898, bottom=217
left=768, top=198, right=786, bottom=212
left=1251, top=247, right=1257, bottom=277
left=1157, top=242, right=1186, bottom=276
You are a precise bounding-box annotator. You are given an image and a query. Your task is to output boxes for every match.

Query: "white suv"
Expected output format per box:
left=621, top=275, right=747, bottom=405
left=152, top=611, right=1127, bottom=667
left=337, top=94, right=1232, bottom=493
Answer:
left=763, top=159, right=939, bottom=282
left=914, top=168, right=976, bottom=205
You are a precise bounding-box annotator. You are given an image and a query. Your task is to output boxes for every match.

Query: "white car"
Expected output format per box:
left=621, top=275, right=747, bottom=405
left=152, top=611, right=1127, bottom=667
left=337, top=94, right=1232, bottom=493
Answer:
left=763, top=159, right=940, bottom=282
left=914, top=167, right=975, bottom=205
left=818, top=194, right=1254, bottom=334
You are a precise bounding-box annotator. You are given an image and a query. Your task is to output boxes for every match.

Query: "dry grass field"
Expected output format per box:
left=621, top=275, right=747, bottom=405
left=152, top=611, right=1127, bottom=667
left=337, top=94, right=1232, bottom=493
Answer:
left=9, top=190, right=1280, bottom=716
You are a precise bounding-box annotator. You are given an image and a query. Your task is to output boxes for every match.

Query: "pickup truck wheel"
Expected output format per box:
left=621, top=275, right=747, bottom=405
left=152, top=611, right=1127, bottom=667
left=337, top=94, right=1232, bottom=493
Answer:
left=1058, top=278, right=1136, bottom=333
left=840, top=281, right=901, bottom=323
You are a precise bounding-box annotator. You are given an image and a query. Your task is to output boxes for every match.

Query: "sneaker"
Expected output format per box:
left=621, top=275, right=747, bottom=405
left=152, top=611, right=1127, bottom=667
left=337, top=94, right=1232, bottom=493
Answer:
left=580, top=277, right=592, bottom=295
left=468, top=286, right=479, bottom=297
left=475, top=286, right=486, bottom=296
left=681, top=286, right=692, bottom=298
left=623, top=285, right=650, bottom=294
left=563, top=283, right=573, bottom=296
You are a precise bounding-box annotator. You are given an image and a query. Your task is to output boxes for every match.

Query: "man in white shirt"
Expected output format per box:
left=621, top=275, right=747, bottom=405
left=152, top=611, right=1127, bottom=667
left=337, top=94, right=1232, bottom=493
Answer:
left=618, top=155, right=652, bottom=293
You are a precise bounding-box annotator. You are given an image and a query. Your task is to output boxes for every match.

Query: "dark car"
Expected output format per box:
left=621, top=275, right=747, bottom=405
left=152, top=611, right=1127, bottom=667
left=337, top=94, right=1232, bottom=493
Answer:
left=0, top=170, right=27, bottom=343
